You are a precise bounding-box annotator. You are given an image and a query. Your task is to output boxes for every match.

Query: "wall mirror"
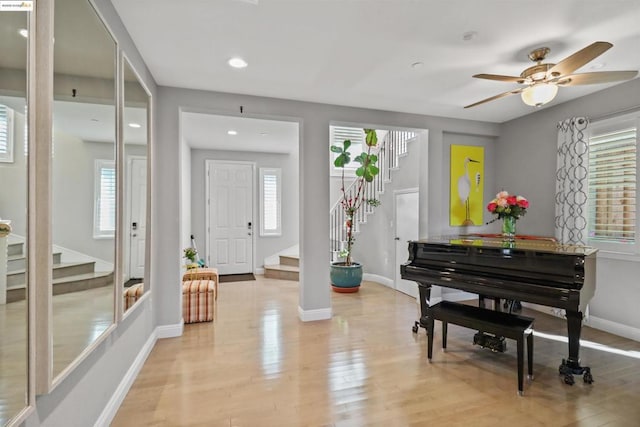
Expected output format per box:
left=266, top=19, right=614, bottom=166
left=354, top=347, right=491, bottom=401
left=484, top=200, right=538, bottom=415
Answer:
left=51, top=0, right=117, bottom=379
left=122, top=55, right=150, bottom=314
left=0, top=7, right=31, bottom=426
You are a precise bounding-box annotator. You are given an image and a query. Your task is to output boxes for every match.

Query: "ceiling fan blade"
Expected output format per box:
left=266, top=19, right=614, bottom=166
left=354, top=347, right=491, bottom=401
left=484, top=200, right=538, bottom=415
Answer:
left=556, top=71, right=638, bottom=86
left=473, top=73, right=525, bottom=83
left=464, top=88, right=524, bottom=108
left=548, top=41, right=613, bottom=78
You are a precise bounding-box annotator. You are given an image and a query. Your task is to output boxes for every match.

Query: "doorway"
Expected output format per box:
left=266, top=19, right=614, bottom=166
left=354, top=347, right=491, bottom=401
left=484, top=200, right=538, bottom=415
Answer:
left=205, top=160, right=255, bottom=275
left=394, top=189, right=419, bottom=298
left=128, top=156, right=147, bottom=279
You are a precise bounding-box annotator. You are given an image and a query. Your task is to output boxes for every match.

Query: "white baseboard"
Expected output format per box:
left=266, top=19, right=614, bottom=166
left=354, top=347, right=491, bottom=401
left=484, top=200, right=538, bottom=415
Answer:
left=586, top=316, right=640, bottom=342
left=255, top=267, right=265, bottom=275
left=363, top=273, right=394, bottom=288
left=298, top=306, right=332, bottom=322
left=156, top=321, right=184, bottom=339
left=94, top=329, right=158, bottom=427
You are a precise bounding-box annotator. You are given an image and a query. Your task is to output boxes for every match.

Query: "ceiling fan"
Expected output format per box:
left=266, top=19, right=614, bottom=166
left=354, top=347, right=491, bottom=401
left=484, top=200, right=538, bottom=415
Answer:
left=465, top=41, right=638, bottom=108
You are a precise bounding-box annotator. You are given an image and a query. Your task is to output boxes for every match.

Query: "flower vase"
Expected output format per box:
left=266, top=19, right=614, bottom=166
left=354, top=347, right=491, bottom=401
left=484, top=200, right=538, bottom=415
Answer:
left=502, top=216, right=516, bottom=240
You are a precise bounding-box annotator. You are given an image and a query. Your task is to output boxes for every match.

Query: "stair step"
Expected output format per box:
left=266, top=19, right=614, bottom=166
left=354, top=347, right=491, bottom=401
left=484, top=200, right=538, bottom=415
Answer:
left=278, top=255, right=299, bottom=267
left=7, top=252, right=62, bottom=272
left=6, top=261, right=96, bottom=287
left=264, top=264, right=299, bottom=281
left=6, top=271, right=114, bottom=303
left=8, top=241, right=24, bottom=257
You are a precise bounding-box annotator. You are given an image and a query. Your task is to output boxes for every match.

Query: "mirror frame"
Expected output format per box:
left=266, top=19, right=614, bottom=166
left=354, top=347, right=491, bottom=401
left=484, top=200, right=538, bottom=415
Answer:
left=119, top=51, right=153, bottom=320
left=4, top=3, right=37, bottom=426
left=34, top=0, right=120, bottom=394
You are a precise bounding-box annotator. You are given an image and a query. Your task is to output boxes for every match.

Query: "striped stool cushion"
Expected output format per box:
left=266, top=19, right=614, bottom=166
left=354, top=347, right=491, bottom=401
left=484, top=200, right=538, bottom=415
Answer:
left=182, top=280, right=215, bottom=323
left=183, top=268, right=219, bottom=300
left=124, top=283, right=144, bottom=310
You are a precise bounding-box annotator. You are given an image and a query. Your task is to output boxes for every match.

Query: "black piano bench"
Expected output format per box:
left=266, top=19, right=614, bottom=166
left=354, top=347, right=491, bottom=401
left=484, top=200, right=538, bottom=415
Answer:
left=426, top=301, right=535, bottom=395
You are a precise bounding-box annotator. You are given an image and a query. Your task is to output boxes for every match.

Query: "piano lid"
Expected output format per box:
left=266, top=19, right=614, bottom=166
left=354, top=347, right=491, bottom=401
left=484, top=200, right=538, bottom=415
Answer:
left=416, top=235, right=598, bottom=257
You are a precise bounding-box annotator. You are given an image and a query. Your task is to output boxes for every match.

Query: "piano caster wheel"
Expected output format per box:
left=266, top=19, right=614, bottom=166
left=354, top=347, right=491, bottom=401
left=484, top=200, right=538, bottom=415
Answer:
left=564, top=373, right=575, bottom=386
left=412, top=323, right=419, bottom=334
left=583, top=368, right=594, bottom=384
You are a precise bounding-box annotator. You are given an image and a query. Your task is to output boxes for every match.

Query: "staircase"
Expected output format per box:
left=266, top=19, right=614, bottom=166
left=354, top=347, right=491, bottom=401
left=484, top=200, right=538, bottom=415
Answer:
left=5, top=239, right=114, bottom=303
left=330, top=130, right=416, bottom=258
left=264, top=252, right=299, bottom=281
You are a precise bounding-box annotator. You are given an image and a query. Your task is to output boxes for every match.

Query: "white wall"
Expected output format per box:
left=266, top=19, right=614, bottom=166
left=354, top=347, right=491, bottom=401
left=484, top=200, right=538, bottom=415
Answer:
left=497, top=77, right=640, bottom=336
left=190, top=148, right=299, bottom=269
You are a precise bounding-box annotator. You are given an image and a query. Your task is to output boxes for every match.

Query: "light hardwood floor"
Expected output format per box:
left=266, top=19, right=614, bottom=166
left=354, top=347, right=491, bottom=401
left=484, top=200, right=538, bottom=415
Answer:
left=113, top=277, right=640, bottom=427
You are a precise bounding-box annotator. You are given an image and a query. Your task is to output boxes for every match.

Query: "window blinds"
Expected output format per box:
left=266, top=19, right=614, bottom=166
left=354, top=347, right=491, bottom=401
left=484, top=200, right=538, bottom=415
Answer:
left=588, top=127, right=637, bottom=242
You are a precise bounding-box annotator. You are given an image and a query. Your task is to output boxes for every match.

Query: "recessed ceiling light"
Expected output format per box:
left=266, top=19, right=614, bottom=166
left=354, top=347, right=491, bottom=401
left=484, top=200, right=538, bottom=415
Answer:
left=128, top=123, right=141, bottom=128
left=227, top=130, right=238, bottom=135
left=589, top=62, right=605, bottom=70
left=18, top=28, right=28, bottom=38
left=260, top=131, right=269, bottom=136
left=411, top=61, right=424, bottom=69
left=228, top=57, right=248, bottom=69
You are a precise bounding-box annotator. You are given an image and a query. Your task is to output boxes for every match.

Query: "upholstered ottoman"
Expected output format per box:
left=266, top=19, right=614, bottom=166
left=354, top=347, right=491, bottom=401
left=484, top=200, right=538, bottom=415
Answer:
left=182, top=280, right=215, bottom=323
left=123, top=283, right=144, bottom=311
left=182, top=267, right=219, bottom=300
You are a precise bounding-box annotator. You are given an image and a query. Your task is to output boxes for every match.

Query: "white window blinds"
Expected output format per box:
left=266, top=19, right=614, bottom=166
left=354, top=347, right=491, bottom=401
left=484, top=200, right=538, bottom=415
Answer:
left=260, top=168, right=281, bottom=236
left=94, top=160, right=116, bottom=237
left=0, top=104, right=14, bottom=162
left=588, top=126, right=637, bottom=244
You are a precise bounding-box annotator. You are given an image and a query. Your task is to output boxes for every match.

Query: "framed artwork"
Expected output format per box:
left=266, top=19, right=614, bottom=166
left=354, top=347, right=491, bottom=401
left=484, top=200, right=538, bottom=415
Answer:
left=450, top=145, right=484, bottom=226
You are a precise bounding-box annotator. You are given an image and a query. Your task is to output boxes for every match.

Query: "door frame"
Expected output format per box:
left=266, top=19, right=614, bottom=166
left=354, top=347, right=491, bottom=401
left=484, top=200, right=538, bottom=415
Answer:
left=125, top=155, right=147, bottom=280
left=394, top=187, right=419, bottom=295
left=205, top=159, right=257, bottom=274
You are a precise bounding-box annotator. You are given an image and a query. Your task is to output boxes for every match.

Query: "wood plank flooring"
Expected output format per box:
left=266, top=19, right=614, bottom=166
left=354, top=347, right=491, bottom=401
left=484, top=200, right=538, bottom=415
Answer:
left=112, top=277, right=640, bottom=427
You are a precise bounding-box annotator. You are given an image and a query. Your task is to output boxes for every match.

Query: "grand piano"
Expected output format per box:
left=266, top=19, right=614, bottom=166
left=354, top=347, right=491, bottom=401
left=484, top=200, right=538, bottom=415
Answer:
left=400, top=235, right=597, bottom=384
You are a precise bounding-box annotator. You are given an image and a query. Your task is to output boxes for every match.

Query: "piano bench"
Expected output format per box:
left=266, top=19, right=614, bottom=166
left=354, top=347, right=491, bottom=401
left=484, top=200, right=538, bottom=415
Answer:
left=426, top=301, right=534, bottom=395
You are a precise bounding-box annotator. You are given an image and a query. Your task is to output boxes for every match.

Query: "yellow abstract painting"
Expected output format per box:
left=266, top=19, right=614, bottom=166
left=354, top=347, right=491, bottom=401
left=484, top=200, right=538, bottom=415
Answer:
left=450, top=145, right=484, bottom=226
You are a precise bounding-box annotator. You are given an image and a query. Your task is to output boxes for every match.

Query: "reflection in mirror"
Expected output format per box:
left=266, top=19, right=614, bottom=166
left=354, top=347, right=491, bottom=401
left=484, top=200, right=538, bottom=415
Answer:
left=0, top=8, right=29, bottom=426
left=122, top=57, right=149, bottom=313
left=51, top=0, right=116, bottom=378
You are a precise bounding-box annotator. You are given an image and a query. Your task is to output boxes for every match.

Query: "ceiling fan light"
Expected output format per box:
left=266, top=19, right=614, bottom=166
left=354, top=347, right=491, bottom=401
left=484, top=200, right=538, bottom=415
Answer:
left=521, top=83, right=558, bottom=107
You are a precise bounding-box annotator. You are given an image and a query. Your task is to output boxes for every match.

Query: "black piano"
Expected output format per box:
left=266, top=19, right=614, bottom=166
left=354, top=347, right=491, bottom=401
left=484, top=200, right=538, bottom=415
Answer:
left=400, top=235, right=597, bottom=384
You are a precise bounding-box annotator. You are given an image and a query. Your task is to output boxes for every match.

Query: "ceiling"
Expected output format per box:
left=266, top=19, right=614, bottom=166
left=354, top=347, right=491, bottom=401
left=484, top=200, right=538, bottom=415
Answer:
left=112, top=0, right=640, bottom=124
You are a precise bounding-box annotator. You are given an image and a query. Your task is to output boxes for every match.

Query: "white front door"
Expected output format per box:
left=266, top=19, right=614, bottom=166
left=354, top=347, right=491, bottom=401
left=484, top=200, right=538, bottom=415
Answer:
left=395, top=190, right=419, bottom=298
left=207, top=161, right=254, bottom=275
left=129, top=157, right=147, bottom=279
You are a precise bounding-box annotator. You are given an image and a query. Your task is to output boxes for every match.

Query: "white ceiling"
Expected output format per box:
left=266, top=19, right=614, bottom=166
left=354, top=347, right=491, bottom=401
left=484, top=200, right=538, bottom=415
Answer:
left=182, top=113, right=298, bottom=153
left=112, top=0, right=640, bottom=125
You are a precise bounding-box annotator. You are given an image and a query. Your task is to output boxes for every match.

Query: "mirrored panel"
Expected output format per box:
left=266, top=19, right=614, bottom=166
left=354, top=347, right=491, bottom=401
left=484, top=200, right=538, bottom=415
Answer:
left=52, top=0, right=116, bottom=378
left=0, top=7, right=29, bottom=426
left=122, top=56, right=149, bottom=313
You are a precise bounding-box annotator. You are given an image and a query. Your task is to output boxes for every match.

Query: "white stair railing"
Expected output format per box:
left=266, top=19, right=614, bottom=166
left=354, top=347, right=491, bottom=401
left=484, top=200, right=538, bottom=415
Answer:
left=330, top=130, right=416, bottom=256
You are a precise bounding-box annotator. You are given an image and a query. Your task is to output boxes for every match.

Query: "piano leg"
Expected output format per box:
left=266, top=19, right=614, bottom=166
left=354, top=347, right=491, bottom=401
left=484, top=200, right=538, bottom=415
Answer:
left=559, top=309, right=593, bottom=385
left=412, top=283, right=432, bottom=334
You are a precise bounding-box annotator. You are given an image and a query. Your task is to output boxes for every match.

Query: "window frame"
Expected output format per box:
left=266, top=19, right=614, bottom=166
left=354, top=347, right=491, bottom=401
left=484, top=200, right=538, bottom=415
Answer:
left=93, top=159, right=116, bottom=239
left=329, top=126, right=366, bottom=177
left=586, top=112, right=639, bottom=255
left=0, top=104, right=15, bottom=163
left=259, top=167, right=282, bottom=237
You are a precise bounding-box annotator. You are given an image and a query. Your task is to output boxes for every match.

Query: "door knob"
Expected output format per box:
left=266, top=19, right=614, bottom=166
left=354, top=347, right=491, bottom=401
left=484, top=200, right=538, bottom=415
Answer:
left=394, top=237, right=400, bottom=241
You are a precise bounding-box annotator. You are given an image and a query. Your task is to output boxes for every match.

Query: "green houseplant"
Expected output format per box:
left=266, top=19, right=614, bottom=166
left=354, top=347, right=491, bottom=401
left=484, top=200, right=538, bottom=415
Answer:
left=330, top=128, right=381, bottom=292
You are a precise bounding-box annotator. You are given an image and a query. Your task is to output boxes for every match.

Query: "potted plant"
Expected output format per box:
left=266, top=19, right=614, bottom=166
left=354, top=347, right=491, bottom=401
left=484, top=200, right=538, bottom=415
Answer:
left=183, top=247, right=198, bottom=269
left=330, top=128, right=381, bottom=292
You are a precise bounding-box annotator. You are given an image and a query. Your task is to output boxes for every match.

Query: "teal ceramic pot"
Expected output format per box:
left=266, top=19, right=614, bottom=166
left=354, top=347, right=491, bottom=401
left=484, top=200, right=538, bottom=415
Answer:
left=330, top=262, right=363, bottom=293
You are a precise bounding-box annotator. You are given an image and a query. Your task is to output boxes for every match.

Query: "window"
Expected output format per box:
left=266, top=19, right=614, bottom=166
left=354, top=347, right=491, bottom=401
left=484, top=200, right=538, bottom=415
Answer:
left=0, top=104, right=14, bottom=163
left=260, top=168, right=281, bottom=236
left=330, top=126, right=365, bottom=176
left=587, top=115, right=638, bottom=253
left=94, top=159, right=116, bottom=238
